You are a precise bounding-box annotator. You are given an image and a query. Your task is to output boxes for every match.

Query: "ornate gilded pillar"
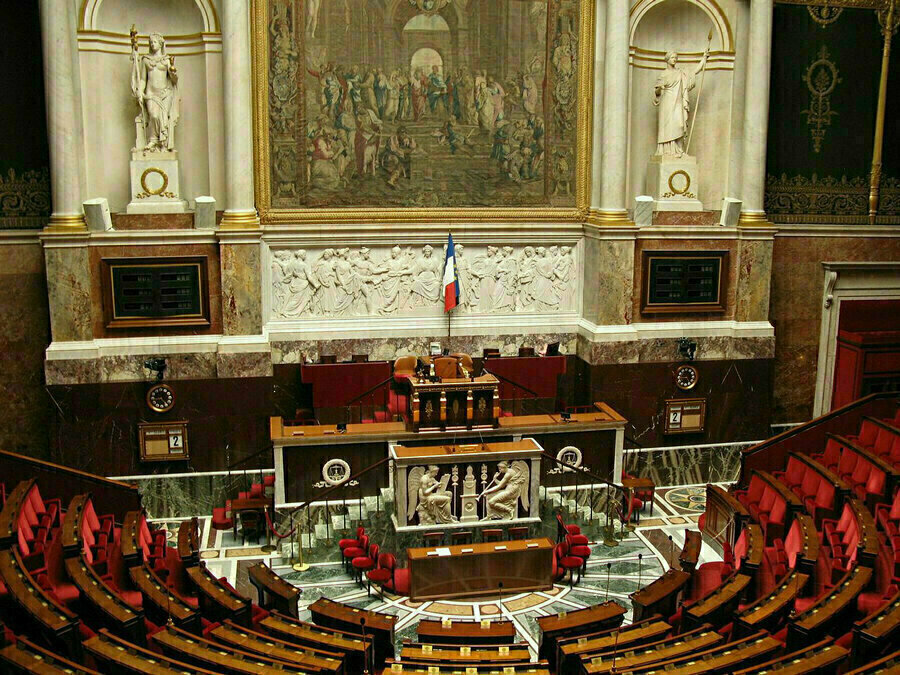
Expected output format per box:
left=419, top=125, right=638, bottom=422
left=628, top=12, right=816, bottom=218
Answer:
left=596, top=0, right=629, bottom=222
left=220, top=0, right=260, bottom=229
left=39, top=0, right=86, bottom=230
left=739, top=0, right=774, bottom=224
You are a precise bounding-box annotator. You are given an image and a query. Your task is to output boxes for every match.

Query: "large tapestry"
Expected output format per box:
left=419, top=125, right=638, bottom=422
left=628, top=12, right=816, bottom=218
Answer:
left=254, top=0, right=589, bottom=221
left=764, top=3, right=900, bottom=223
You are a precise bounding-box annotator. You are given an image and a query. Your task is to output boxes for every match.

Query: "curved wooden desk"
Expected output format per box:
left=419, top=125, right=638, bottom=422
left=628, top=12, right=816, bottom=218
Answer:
left=416, top=617, right=517, bottom=645
left=407, top=537, right=554, bottom=601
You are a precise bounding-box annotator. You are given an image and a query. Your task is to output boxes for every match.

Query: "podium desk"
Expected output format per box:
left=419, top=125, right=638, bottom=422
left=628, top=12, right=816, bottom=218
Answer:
left=407, top=537, right=553, bottom=601
left=416, top=618, right=518, bottom=645
left=407, top=373, right=500, bottom=431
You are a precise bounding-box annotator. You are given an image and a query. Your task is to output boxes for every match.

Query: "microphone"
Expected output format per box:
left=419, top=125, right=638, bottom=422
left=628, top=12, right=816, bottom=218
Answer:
left=668, top=535, right=674, bottom=570
left=637, top=553, right=643, bottom=590
left=606, top=562, right=612, bottom=602
left=360, top=617, right=369, bottom=674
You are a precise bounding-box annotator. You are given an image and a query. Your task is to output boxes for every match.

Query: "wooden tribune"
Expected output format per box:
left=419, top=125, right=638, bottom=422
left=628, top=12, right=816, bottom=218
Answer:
left=407, top=537, right=553, bottom=601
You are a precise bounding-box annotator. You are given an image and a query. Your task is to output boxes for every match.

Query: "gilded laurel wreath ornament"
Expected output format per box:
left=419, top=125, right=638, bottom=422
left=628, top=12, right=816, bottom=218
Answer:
left=137, top=167, right=176, bottom=199
left=662, top=170, right=696, bottom=198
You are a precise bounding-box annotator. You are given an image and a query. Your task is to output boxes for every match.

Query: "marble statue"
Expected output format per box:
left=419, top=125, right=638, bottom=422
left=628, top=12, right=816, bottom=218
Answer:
left=408, top=465, right=458, bottom=525
left=480, top=460, right=530, bottom=520
left=652, top=48, right=709, bottom=157
left=306, top=0, right=322, bottom=39
left=130, top=28, right=180, bottom=152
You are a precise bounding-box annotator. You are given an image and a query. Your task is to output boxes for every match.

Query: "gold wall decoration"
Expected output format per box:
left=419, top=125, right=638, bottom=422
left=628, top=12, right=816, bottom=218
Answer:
left=0, top=167, right=51, bottom=228
left=775, top=0, right=883, bottom=9
left=802, top=46, right=840, bottom=153
left=251, top=0, right=594, bottom=224
left=807, top=5, right=844, bottom=25
left=765, top=172, right=900, bottom=222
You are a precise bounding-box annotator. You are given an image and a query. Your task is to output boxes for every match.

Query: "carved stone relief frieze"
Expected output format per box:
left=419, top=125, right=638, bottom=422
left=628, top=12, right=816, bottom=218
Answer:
left=270, top=243, right=578, bottom=319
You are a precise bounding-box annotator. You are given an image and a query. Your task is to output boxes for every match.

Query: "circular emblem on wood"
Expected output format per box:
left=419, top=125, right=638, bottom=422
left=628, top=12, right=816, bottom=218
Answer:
left=140, top=167, right=170, bottom=196
left=667, top=170, right=692, bottom=196
left=557, top=446, right=582, bottom=469
left=322, top=459, right=351, bottom=486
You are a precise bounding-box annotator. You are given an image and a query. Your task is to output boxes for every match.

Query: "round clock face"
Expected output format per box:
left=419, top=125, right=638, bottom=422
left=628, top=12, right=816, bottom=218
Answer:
left=675, top=365, right=699, bottom=391
left=146, top=383, right=175, bottom=413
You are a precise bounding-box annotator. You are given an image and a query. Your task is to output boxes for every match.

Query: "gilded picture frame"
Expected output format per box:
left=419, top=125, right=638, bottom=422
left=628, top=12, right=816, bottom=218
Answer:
left=251, top=0, right=594, bottom=224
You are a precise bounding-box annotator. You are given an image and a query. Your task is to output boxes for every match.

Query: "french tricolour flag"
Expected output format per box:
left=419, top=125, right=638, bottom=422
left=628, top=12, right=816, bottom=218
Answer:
left=443, top=233, right=460, bottom=313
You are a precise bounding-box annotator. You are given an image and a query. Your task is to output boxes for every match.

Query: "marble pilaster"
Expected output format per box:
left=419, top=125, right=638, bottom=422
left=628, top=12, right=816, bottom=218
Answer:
left=581, top=236, right=635, bottom=326
left=739, top=0, right=774, bottom=222
left=597, top=0, right=629, bottom=219
left=39, top=0, right=86, bottom=230
left=734, top=238, right=774, bottom=322
left=590, top=0, right=607, bottom=209
left=220, top=0, right=259, bottom=228
left=43, top=239, right=93, bottom=342
left=220, top=240, right=263, bottom=336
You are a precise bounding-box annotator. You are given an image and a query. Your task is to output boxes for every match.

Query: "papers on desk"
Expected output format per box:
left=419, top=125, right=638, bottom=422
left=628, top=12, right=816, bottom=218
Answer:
left=494, top=545, right=507, bottom=550
left=527, top=542, right=539, bottom=548
left=461, top=547, right=474, bottom=553
left=426, top=547, right=452, bottom=557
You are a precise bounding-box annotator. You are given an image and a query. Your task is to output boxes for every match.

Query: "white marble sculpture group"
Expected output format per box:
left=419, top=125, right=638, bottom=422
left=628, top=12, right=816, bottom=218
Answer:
left=406, top=461, right=531, bottom=525
left=272, top=243, right=577, bottom=319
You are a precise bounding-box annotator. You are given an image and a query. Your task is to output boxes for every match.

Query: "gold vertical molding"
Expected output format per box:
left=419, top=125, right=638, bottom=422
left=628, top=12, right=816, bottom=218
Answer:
left=869, top=0, right=896, bottom=224
left=250, top=0, right=272, bottom=221
left=576, top=0, right=596, bottom=219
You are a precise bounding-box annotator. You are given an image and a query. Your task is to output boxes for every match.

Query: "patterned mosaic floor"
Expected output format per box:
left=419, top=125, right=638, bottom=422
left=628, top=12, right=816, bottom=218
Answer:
left=153, top=482, right=724, bottom=658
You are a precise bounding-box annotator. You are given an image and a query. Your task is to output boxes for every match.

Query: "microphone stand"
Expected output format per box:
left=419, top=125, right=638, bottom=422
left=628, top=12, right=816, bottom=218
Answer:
left=360, top=617, right=369, bottom=674
left=637, top=553, right=643, bottom=590
left=606, top=562, right=611, bottom=602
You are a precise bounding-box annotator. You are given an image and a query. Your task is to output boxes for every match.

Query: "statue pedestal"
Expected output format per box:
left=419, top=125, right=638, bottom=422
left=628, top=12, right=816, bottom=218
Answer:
left=646, top=154, right=703, bottom=212
left=126, top=149, right=189, bottom=214
left=460, top=493, right=479, bottom=522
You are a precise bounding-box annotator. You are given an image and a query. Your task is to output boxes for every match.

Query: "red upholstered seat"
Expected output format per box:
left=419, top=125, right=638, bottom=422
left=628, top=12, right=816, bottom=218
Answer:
left=352, top=543, right=379, bottom=584
left=566, top=534, right=591, bottom=572
left=212, top=507, right=233, bottom=532
left=343, top=534, right=369, bottom=570
left=386, top=567, right=411, bottom=596
left=858, top=584, right=898, bottom=616
left=340, top=527, right=365, bottom=551
left=556, top=542, right=583, bottom=586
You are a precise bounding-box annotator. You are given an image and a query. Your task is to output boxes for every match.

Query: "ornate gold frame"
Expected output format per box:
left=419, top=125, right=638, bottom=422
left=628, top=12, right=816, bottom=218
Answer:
left=250, top=0, right=595, bottom=225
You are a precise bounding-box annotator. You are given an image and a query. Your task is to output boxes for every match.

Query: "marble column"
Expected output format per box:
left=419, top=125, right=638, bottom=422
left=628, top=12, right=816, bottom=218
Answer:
left=39, top=0, right=86, bottom=230
left=220, top=0, right=259, bottom=229
left=739, top=0, right=774, bottom=224
left=589, top=0, right=607, bottom=210
left=596, top=0, right=629, bottom=222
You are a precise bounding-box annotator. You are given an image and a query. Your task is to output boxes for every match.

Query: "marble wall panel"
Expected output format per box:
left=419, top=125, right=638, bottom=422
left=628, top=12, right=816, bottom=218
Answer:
left=735, top=239, right=773, bottom=322
left=582, top=237, right=635, bottom=325
left=632, top=238, right=739, bottom=322
left=45, top=243, right=93, bottom=342
left=269, top=243, right=579, bottom=322
left=45, top=352, right=219, bottom=386
left=87, top=243, right=223, bottom=338
left=0, top=241, right=52, bottom=457
left=271, top=333, right=578, bottom=365
left=217, top=351, right=273, bottom=379
left=623, top=441, right=754, bottom=487
left=770, top=236, right=900, bottom=423
left=222, top=243, right=262, bottom=335
left=578, top=334, right=774, bottom=365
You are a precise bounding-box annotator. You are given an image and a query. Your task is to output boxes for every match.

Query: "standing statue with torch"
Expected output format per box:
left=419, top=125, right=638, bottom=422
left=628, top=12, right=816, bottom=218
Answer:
left=130, top=26, right=180, bottom=152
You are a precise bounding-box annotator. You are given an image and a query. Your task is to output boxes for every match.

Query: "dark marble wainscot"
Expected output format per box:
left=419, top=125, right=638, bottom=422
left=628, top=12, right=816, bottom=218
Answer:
left=623, top=440, right=757, bottom=487
left=134, top=471, right=274, bottom=520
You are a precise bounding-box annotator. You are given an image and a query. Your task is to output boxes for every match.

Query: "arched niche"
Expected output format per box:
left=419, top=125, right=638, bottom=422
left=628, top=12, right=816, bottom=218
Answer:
left=626, top=0, right=737, bottom=211
left=80, top=0, right=220, bottom=35
left=630, top=0, right=733, bottom=55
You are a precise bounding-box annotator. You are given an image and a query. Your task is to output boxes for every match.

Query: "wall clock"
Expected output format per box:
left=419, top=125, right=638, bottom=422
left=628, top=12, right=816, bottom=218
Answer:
left=674, top=364, right=699, bottom=391
left=146, top=383, right=176, bottom=413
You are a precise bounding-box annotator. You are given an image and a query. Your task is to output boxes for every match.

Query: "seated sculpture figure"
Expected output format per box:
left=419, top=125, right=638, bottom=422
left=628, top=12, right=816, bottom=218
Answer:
left=480, top=460, right=530, bottom=520
left=407, top=465, right=457, bottom=525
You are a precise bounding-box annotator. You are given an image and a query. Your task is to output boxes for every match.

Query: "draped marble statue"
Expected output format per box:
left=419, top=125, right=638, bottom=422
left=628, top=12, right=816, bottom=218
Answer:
left=408, top=465, right=458, bottom=525
left=652, top=48, right=709, bottom=157
left=130, top=28, right=180, bottom=152
left=480, top=460, right=530, bottom=520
